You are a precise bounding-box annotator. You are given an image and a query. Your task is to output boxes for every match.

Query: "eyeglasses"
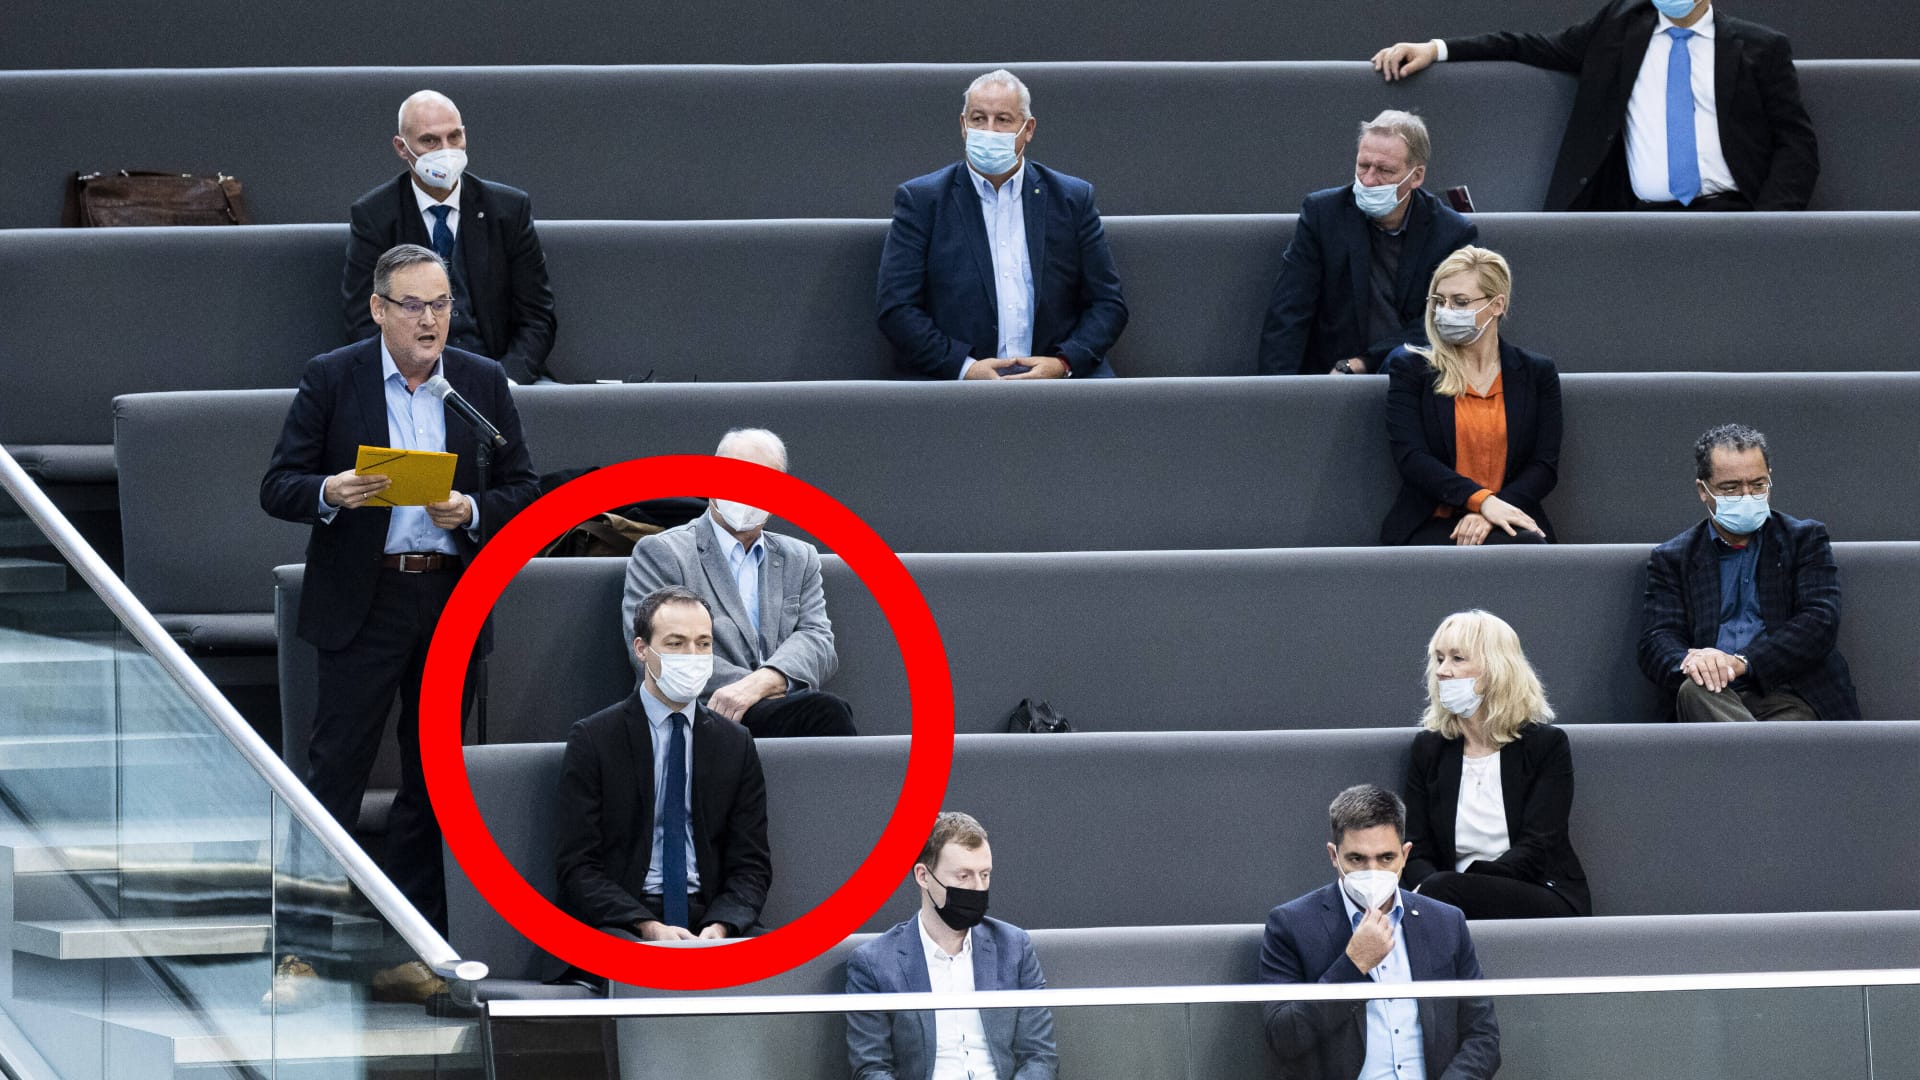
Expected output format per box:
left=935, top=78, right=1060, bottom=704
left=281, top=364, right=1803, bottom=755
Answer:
left=1429, top=294, right=1492, bottom=311
left=378, top=294, right=454, bottom=318
left=1706, top=478, right=1772, bottom=497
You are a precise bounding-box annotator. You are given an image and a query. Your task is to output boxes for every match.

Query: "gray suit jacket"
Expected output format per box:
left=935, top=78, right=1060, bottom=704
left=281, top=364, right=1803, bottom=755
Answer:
left=845, top=916, right=1058, bottom=1080
left=620, top=511, right=838, bottom=697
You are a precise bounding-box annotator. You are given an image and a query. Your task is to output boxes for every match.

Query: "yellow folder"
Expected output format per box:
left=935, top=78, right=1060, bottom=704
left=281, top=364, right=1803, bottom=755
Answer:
left=355, top=446, right=456, bottom=507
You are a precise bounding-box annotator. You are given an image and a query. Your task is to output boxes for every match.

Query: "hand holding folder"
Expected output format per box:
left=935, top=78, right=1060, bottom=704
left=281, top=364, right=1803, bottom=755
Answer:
left=355, top=446, right=457, bottom=507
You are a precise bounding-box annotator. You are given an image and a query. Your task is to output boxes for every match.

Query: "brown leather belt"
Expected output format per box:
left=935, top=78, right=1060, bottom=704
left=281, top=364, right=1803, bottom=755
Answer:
left=379, top=552, right=460, bottom=573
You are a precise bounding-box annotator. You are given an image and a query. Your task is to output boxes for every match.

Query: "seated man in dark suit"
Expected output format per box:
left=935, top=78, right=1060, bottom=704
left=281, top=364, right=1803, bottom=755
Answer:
left=1260, top=785, right=1499, bottom=1080
left=1373, top=0, right=1819, bottom=210
left=343, top=90, right=559, bottom=383
left=846, top=811, right=1056, bottom=1080
left=1637, top=424, right=1859, bottom=722
left=620, top=428, right=855, bottom=738
left=554, top=586, right=772, bottom=953
left=1259, top=110, right=1478, bottom=376
left=877, top=68, right=1128, bottom=380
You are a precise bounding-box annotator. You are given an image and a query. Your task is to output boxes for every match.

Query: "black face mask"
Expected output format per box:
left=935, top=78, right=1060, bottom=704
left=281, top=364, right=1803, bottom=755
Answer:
left=926, top=874, right=990, bottom=932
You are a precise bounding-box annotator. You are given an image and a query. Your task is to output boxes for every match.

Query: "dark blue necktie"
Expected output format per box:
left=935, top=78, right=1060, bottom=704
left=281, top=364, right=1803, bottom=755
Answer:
left=1665, top=27, right=1701, bottom=205
left=428, top=204, right=455, bottom=261
left=661, top=712, right=691, bottom=928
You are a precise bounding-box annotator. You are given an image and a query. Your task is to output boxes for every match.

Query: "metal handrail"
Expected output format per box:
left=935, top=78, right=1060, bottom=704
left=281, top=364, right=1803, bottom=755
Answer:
left=0, top=446, right=486, bottom=990
left=489, top=966, right=1920, bottom=1019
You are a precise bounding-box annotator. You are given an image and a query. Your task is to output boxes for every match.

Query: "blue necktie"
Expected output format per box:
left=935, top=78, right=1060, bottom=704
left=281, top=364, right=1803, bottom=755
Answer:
left=428, top=204, right=455, bottom=261
left=661, top=712, right=691, bottom=928
left=1664, top=27, right=1701, bottom=206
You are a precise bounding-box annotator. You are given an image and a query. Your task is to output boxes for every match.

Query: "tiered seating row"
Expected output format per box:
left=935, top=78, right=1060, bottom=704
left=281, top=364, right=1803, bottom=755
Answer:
left=2, top=0, right=1900, bottom=68
left=7, top=212, right=1914, bottom=476
left=3, top=62, right=1915, bottom=226
left=115, top=375, right=1920, bottom=645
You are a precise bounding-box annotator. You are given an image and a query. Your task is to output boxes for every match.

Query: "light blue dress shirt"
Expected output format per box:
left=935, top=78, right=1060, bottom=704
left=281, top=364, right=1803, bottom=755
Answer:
left=957, top=160, right=1035, bottom=379
left=1340, top=884, right=1427, bottom=1080
left=314, top=341, right=478, bottom=551
left=713, top=516, right=767, bottom=638
left=638, top=682, right=701, bottom=895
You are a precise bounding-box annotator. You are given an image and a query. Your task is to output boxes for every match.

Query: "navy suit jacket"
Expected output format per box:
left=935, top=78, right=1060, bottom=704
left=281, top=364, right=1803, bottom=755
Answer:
left=1444, top=0, right=1819, bottom=210
left=343, top=173, right=559, bottom=382
left=1258, top=186, right=1478, bottom=375
left=877, top=160, right=1128, bottom=379
left=1259, top=883, right=1500, bottom=1080
left=845, top=915, right=1058, bottom=1080
left=258, top=337, right=539, bottom=651
left=1381, top=340, right=1563, bottom=544
left=1637, top=511, right=1860, bottom=720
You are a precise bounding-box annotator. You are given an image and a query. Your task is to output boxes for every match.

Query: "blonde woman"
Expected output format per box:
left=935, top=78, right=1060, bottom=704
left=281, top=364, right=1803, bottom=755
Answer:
left=1403, top=611, right=1590, bottom=918
left=1381, top=246, right=1561, bottom=546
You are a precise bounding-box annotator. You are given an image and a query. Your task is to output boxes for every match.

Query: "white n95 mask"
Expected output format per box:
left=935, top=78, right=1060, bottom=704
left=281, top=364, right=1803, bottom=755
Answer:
left=1342, top=869, right=1399, bottom=911
left=713, top=498, right=771, bottom=532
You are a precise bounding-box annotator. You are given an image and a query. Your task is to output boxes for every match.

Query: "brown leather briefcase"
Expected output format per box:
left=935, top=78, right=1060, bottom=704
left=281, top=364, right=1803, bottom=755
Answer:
left=61, top=170, right=253, bottom=226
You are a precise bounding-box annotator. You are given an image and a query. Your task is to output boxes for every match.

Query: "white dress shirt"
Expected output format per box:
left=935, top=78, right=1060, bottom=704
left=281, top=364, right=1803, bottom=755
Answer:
left=917, top=914, right=1002, bottom=1080
left=957, top=160, right=1035, bottom=380
left=1624, top=7, right=1737, bottom=202
left=1454, top=751, right=1511, bottom=872
left=638, top=682, right=701, bottom=895
left=412, top=176, right=462, bottom=242
left=1339, top=883, right=1427, bottom=1080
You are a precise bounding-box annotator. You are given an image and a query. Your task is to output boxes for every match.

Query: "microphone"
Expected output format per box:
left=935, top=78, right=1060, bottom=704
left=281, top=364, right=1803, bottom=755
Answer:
left=423, top=375, right=507, bottom=449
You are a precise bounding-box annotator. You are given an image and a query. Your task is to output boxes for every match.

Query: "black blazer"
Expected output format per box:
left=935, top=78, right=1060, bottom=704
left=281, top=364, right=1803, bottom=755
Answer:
left=258, top=338, right=540, bottom=651
left=1446, top=0, right=1819, bottom=210
left=343, top=173, right=559, bottom=382
left=1381, top=340, right=1563, bottom=545
left=552, top=692, right=772, bottom=942
left=1258, top=185, right=1479, bottom=375
left=1404, top=723, right=1592, bottom=916
left=1637, top=511, right=1860, bottom=721
left=876, top=160, right=1129, bottom=379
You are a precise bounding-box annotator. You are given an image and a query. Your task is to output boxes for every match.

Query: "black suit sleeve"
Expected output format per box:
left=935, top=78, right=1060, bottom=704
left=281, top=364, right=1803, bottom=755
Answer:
left=1258, top=907, right=1367, bottom=1064
left=1495, top=356, right=1562, bottom=511
left=702, top=734, right=772, bottom=934
left=1442, top=2, right=1610, bottom=71
left=1750, top=33, right=1821, bottom=211
left=1403, top=733, right=1447, bottom=886
left=1636, top=541, right=1694, bottom=700
left=1742, top=521, right=1843, bottom=690
left=1053, top=183, right=1128, bottom=377
left=495, top=193, right=558, bottom=383
left=553, top=721, right=658, bottom=930
left=260, top=356, right=339, bottom=524
left=1365, top=216, right=1479, bottom=367
left=1386, top=363, right=1482, bottom=510
left=877, top=182, right=974, bottom=379
left=1258, top=197, right=1327, bottom=375
left=1439, top=920, right=1501, bottom=1080
left=342, top=200, right=387, bottom=345
left=1472, top=727, right=1576, bottom=887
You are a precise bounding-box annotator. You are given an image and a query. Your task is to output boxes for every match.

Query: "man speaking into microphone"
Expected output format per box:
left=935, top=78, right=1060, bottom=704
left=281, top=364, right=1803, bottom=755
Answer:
left=262, top=243, right=538, bottom=967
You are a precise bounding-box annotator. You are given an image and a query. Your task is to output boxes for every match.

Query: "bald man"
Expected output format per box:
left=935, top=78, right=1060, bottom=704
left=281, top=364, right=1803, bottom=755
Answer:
left=343, top=90, right=559, bottom=383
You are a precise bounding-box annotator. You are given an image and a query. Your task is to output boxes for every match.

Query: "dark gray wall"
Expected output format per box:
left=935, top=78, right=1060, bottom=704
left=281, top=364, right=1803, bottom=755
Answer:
left=3, top=62, right=1914, bottom=227
left=2, top=0, right=1909, bottom=66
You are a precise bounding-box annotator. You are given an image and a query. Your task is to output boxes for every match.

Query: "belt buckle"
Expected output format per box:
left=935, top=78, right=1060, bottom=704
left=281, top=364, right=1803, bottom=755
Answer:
left=398, top=553, right=429, bottom=573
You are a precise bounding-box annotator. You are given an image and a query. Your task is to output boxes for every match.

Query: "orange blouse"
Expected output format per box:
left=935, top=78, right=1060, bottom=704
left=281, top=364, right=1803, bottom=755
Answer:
left=1435, top=373, right=1507, bottom=518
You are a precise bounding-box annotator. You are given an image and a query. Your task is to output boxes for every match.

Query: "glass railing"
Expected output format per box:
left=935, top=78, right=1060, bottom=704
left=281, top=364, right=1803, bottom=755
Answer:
left=0, top=446, right=485, bottom=1079
left=487, top=969, right=1920, bottom=1080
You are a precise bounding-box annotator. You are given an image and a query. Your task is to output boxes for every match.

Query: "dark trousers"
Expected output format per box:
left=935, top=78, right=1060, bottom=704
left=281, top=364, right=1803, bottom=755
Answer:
left=741, top=689, right=857, bottom=738
left=1415, top=870, right=1580, bottom=919
left=1405, top=517, right=1550, bottom=547
left=558, top=896, right=711, bottom=992
left=1633, top=191, right=1756, bottom=211
left=308, top=567, right=476, bottom=935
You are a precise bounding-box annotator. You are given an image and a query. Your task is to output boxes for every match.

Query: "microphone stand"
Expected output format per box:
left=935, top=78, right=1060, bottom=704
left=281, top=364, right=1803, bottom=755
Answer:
left=471, top=436, right=492, bottom=745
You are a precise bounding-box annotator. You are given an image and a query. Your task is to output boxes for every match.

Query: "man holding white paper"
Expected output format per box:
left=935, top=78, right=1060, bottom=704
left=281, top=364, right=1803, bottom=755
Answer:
left=261, top=243, right=538, bottom=993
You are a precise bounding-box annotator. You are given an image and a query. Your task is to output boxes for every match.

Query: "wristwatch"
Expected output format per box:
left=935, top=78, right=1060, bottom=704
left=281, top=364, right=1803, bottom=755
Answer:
left=1733, top=653, right=1750, bottom=672
left=1335, top=359, right=1354, bottom=374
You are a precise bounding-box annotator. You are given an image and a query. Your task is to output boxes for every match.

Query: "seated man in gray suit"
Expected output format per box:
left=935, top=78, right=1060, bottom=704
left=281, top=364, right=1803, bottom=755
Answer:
left=620, top=427, right=856, bottom=738
left=846, top=812, right=1057, bottom=1080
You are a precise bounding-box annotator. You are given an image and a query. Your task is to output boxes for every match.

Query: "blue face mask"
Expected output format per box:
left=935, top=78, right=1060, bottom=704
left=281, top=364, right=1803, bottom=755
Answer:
left=1650, top=0, right=1700, bottom=19
left=965, top=125, right=1023, bottom=176
left=1352, top=173, right=1412, bottom=219
left=1711, top=492, right=1770, bottom=535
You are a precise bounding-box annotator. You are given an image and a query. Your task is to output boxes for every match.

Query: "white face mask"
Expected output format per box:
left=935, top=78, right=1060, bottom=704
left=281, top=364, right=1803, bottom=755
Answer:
left=1437, top=676, right=1483, bottom=717
left=647, top=649, right=712, bottom=704
left=406, top=145, right=467, bottom=191
left=712, top=499, right=770, bottom=533
left=1341, top=868, right=1400, bottom=912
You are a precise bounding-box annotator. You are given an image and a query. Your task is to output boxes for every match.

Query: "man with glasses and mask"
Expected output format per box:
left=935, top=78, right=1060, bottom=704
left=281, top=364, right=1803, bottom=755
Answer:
left=619, top=428, right=856, bottom=738
left=1259, top=111, right=1477, bottom=376
left=261, top=243, right=538, bottom=1005
left=846, top=812, right=1057, bottom=1080
left=1638, top=424, right=1859, bottom=722
left=877, top=68, right=1128, bottom=380
left=1259, top=785, right=1499, bottom=1080
left=343, top=90, right=558, bottom=383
